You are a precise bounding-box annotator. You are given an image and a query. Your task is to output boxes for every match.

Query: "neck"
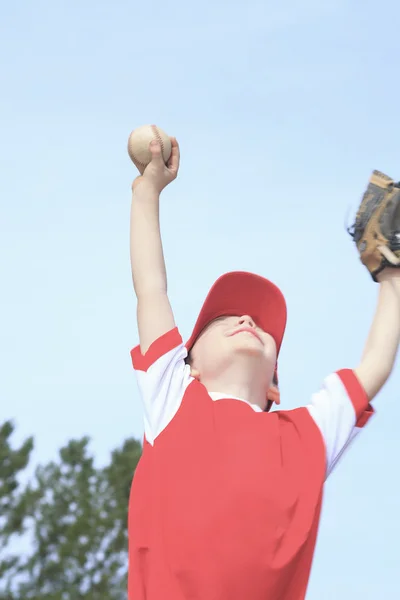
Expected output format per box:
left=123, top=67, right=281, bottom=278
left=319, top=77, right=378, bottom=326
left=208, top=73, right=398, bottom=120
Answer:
left=201, top=359, right=271, bottom=411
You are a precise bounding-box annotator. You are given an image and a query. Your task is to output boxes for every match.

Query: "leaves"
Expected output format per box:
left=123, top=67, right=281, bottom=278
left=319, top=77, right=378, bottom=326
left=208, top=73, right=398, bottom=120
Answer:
left=0, top=421, right=142, bottom=600
left=0, top=420, right=35, bottom=592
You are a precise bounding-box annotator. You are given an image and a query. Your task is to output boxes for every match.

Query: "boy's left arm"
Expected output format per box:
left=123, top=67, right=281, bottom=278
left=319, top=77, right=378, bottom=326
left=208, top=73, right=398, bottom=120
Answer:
left=307, top=171, right=400, bottom=475
left=306, top=268, right=400, bottom=477
left=354, top=268, right=400, bottom=401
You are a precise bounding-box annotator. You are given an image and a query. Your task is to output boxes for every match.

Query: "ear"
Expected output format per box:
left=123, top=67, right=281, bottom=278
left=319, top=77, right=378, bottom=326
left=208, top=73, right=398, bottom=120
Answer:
left=267, top=384, right=280, bottom=406
left=190, top=367, right=201, bottom=380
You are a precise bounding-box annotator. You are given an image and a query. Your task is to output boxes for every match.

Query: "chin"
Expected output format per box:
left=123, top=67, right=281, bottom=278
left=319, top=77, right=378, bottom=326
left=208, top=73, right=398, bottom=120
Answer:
left=232, top=341, right=266, bottom=357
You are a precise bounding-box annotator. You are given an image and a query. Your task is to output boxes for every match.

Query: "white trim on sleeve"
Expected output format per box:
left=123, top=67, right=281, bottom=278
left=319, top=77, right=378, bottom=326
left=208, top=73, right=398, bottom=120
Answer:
left=134, top=341, right=193, bottom=445
left=307, top=372, right=363, bottom=477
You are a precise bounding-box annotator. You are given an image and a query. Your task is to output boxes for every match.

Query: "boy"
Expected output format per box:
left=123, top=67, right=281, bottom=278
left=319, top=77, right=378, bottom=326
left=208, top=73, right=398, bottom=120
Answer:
left=128, top=138, right=400, bottom=599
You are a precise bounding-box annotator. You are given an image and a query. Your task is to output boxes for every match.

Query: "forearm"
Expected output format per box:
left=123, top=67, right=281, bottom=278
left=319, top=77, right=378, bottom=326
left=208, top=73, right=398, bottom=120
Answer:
left=128, top=135, right=179, bottom=353
left=130, top=183, right=167, bottom=298
left=355, top=269, right=400, bottom=399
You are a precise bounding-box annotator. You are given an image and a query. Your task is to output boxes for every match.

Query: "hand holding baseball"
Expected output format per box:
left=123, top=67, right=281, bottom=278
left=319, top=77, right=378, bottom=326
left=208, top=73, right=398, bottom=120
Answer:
left=129, top=125, right=180, bottom=193
left=132, top=137, right=180, bottom=194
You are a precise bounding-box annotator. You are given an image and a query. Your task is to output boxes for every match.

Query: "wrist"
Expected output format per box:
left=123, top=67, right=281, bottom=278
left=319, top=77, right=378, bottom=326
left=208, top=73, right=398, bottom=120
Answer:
left=132, top=177, right=161, bottom=198
left=377, top=268, right=400, bottom=283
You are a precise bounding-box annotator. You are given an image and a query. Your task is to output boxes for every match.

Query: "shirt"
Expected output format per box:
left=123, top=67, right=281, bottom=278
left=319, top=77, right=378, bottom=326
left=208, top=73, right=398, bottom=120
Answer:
left=128, top=327, right=373, bottom=600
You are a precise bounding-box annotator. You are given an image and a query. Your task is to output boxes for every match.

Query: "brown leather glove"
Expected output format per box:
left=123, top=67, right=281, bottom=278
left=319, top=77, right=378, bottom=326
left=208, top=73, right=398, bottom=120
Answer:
left=349, top=170, right=400, bottom=281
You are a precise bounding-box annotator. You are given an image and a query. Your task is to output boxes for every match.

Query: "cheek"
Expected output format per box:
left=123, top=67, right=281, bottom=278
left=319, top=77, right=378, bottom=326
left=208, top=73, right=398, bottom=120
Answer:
left=193, top=333, right=226, bottom=369
left=264, top=336, right=277, bottom=361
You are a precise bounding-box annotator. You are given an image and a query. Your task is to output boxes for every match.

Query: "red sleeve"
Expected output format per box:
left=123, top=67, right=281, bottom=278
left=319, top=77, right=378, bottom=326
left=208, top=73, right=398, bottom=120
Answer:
left=130, top=327, right=192, bottom=445
left=131, top=327, right=183, bottom=372
left=336, top=369, right=373, bottom=424
left=306, top=370, right=374, bottom=478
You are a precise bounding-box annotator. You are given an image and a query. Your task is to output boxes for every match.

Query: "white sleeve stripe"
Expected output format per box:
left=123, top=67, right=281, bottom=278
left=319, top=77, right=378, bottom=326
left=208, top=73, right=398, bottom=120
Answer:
left=135, top=343, right=193, bottom=445
left=307, top=373, right=358, bottom=476
left=327, top=427, right=362, bottom=477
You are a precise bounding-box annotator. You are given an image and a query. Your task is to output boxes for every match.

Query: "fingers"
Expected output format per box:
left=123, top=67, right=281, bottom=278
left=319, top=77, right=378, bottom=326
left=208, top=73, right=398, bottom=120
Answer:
left=148, top=137, right=179, bottom=173
left=167, top=137, right=180, bottom=172
left=138, top=136, right=179, bottom=193
left=149, top=140, right=164, bottom=164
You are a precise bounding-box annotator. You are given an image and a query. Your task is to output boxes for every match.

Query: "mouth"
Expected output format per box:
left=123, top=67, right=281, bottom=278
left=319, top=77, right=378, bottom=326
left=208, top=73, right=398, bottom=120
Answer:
left=231, top=327, right=263, bottom=343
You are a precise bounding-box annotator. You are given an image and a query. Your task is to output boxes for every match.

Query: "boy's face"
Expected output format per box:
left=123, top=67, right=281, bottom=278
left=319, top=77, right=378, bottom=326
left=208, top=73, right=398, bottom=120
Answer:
left=189, top=314, right=277, bottom=382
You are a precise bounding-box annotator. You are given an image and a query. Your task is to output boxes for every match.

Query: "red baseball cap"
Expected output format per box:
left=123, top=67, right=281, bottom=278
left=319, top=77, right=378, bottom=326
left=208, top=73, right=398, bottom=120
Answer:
left=185, top=271, right=287, bottom=410
left=186, top=271, right=287, bottom=353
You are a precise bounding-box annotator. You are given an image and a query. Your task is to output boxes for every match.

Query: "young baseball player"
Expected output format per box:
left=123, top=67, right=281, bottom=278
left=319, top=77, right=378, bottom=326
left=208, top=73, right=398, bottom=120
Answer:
left=128, top=139, right=400, bottom=600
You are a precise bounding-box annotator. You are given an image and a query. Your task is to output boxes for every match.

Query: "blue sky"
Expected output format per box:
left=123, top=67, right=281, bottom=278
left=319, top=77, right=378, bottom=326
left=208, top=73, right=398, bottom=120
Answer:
left=1, top=0, right=400, bottom=597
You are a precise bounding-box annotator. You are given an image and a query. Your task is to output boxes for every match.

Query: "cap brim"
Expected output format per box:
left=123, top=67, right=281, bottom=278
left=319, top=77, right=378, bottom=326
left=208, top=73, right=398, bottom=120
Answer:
left=185, top=271, right=287, bottom=355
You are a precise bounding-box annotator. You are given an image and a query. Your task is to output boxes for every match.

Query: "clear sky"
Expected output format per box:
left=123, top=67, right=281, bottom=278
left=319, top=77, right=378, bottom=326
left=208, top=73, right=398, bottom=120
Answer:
left=1, top=0, right=400, bottom=597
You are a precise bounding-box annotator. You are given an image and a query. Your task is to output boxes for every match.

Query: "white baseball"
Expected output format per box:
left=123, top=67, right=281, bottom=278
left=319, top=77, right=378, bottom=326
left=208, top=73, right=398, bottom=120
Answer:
left=127, top=125, right=172, bottom=173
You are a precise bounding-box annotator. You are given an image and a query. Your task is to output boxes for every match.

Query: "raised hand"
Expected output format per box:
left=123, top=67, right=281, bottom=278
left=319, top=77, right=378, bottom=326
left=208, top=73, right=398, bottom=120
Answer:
left=132, top=137, right=180, bottom=194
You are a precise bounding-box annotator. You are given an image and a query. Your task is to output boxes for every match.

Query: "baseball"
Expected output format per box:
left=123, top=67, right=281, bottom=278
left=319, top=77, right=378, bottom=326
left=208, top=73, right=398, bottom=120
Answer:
left=127, top=125, right=172, bottom=173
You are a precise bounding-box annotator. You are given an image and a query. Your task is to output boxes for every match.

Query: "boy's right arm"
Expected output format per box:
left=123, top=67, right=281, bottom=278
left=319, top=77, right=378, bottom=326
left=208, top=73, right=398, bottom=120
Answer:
left=129, top=138, right=192, bottom=444
left=130, top=138, right=180, bottom=354
left=130, top=182, right=175, bottom=354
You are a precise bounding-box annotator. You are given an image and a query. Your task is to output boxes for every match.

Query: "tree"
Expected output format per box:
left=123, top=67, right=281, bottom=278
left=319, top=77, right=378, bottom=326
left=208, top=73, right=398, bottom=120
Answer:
left=0, top=422, right=142, bottom=600
left=0, top=420, right=35, bottom=598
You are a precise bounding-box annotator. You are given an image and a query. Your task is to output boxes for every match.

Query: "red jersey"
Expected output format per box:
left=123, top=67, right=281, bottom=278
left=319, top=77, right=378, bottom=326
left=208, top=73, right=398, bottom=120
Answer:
left=128, top=328, right=373, bottom=600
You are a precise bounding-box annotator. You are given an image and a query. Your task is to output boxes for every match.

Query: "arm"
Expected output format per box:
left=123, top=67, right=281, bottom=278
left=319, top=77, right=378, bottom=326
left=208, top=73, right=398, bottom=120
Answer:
left=307, top=271, right=400, bottom=478
left=354, top=268, right=400, bottom=400
left=130, top=138, right=180, bottom=354
left=130, top=183, right=175, bottom=354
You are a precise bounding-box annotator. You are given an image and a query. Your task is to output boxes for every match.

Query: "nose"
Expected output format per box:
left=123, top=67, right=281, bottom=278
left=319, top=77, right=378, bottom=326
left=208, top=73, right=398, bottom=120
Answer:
left=238, top=315, right=255, bottom=328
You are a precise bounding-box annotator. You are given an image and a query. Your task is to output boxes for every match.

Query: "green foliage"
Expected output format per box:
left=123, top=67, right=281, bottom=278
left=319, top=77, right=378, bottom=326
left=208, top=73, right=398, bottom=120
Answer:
left=0, top=421, right=142, bottom=600
left=0, top=420, right=34, bottom=596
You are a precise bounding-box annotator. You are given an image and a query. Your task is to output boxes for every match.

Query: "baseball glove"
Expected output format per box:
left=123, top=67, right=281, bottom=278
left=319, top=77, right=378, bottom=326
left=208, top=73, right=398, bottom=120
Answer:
left=348, top=170, right=400, bottom=281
